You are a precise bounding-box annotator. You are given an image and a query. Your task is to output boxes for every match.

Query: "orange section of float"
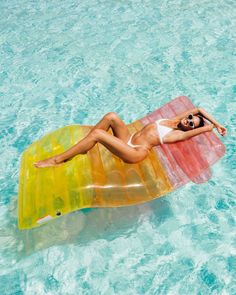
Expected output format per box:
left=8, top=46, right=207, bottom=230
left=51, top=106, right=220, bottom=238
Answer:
left=18, top=121, right=172, bottom=229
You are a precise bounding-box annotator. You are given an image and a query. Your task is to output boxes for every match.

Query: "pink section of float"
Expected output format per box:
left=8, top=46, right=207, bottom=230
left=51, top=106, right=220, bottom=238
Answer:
left=140, top=96, right=225, bottom=187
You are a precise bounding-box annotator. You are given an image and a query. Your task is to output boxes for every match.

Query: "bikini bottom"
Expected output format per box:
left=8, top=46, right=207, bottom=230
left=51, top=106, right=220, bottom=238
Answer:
left=127, top=133, right=144, bottom=148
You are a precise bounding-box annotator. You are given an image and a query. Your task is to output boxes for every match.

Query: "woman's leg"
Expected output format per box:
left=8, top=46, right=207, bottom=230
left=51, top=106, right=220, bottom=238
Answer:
left=34, top=129, right=146, bottom=167
left=34, top=112, right=132, bottom=168
left=88, top=112, right=131, bottom=142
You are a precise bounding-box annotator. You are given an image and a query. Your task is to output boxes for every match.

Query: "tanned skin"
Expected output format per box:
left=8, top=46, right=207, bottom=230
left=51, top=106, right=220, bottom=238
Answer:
left=34, top=108, right=227, bottom=167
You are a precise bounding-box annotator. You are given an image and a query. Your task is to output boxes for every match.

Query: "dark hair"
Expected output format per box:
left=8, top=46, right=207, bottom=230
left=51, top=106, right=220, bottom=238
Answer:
left=197, top=115, right=205, bottom=128
left=177, top=115, right=205, bottom=131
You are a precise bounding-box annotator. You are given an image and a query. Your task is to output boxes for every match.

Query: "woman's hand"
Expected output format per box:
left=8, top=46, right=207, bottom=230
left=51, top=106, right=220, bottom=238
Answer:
left=215, top=124, right=227, bottom=136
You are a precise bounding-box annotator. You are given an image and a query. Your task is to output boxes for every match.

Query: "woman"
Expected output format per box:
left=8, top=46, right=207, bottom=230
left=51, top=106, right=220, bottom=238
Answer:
left=34, top=107, right=227, bottom=168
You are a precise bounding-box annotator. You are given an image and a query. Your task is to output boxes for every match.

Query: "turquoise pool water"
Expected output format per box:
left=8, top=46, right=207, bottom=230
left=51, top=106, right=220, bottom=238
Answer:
left=0, top=0, right=235, bottom=294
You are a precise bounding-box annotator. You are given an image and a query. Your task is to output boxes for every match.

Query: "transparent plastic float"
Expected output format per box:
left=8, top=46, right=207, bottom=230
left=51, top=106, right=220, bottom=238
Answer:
left=18, top=96, right=225, bottom=229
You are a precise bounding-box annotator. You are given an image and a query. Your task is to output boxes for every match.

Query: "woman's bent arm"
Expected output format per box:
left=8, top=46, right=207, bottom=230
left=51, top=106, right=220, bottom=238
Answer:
left=181, top=124, right=214, bottom=140
left=173, top=108, right=199, bottom=121
left=199, top=108, right=227, bottom=136
left=164, top=125, right=214, bottom=143
left=198, top=108, right=220, bottom=126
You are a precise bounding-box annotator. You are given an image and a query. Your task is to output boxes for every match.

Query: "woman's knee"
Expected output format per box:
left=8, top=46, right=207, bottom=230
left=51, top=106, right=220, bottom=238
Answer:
left=91, top=128, right=105, bottom=140
left=104, top=112, right=119, bottom=122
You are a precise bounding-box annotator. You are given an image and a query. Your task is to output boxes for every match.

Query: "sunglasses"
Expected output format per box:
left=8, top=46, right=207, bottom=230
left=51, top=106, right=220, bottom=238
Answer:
left=187, top=114, right=195, bottom=128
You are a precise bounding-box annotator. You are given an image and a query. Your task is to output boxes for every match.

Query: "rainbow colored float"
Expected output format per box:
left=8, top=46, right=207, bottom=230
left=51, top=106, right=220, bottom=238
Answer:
left=18, top=96, right=225, bottom=229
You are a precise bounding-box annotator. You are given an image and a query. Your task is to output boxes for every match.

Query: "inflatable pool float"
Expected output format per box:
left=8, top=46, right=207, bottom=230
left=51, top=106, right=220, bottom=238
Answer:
left=18, top=96, right=225, bottom=229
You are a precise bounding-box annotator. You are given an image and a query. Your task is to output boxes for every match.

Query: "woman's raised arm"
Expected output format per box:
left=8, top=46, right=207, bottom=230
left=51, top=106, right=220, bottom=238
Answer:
left=163, top=124, right=214, bottom=144
left=199, top=108, right=227, bottom=136
left=198, top=108, right=219, bottom=126
left=173, top=108, right=199, bottom=121
left=181, top=124, right=214, bottom=140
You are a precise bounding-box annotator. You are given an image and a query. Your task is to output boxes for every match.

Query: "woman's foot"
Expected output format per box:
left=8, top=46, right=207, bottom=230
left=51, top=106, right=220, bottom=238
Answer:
left=34, top=156, right=62, bottom=168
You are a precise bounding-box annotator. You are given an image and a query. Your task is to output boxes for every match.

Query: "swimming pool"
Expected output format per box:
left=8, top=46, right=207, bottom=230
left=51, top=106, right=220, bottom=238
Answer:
left=0, top=0, right=235, bottom=294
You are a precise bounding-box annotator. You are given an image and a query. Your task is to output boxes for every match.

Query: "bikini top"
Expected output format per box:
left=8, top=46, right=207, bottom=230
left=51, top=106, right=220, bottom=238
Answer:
left=155, top=119, right=174, bottom=144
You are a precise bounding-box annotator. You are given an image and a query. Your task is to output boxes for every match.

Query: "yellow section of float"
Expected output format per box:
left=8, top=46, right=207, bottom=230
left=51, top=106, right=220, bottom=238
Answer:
left=18, top=121, right=173, bottom=229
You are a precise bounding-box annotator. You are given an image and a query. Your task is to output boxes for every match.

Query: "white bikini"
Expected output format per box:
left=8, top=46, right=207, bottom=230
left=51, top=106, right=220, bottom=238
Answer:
left=155, top=119, right=174, bottom=144
left=127, top=134, right=145, bottom=149
left=127, top=118, right=173, bottom=148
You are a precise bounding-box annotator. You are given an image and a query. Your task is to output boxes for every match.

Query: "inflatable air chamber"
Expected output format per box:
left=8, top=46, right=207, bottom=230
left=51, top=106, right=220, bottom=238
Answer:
left=18, top=96, right=225, bottom=229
